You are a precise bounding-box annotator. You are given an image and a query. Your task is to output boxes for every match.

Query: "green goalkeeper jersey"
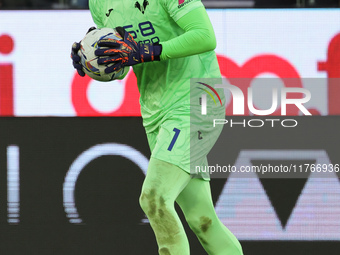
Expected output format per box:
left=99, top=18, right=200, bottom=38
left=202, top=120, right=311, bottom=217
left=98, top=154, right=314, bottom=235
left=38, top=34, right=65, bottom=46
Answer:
left=89, top=0, right=222, bottom=132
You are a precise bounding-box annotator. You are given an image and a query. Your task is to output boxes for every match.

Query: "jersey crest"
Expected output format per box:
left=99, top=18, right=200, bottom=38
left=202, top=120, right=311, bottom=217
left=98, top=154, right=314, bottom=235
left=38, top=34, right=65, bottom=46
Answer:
left=135, top=0, right=149, bottom=14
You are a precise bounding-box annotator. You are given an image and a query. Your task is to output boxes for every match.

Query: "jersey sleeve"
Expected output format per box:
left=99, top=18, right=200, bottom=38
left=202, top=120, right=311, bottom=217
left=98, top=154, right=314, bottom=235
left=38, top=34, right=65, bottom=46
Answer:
left=160, top=6, right=216, bottom=60
left=162, top=0, right=204, bottom=22
left=89, top=0, right=104, bottom=28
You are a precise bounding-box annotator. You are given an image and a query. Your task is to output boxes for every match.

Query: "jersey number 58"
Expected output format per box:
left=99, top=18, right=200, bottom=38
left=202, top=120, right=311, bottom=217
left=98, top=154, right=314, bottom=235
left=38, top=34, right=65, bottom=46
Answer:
left=123, top=21, right=160, bottom=44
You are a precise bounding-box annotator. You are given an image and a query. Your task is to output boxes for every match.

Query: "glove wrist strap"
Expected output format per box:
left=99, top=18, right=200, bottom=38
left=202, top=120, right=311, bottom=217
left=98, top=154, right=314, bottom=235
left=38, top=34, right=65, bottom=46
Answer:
left=140, top=44, right=162, bottom=62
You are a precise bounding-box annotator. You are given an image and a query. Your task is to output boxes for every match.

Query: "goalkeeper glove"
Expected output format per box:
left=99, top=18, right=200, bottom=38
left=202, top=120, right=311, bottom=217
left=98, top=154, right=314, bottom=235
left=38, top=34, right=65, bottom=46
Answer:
left=70, top=27, right=96, bottom=77
left=95, top=26, right=162, bottom=74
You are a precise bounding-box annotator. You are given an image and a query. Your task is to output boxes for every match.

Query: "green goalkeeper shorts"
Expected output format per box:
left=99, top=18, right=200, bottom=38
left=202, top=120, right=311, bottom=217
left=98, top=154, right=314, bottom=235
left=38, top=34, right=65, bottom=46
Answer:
left=146, top=108, right=224, bottom=180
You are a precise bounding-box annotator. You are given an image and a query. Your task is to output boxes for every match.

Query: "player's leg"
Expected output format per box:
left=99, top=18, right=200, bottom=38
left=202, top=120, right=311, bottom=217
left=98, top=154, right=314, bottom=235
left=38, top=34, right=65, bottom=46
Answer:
left=139, top=157, right=192, bottom=255
left=176, top=178, right=243, bottom=255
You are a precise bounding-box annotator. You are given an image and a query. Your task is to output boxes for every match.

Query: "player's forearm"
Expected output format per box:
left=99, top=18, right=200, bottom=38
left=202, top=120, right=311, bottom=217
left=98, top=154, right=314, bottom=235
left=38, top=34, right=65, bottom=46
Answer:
left=160, top=7, right=216, bottom=60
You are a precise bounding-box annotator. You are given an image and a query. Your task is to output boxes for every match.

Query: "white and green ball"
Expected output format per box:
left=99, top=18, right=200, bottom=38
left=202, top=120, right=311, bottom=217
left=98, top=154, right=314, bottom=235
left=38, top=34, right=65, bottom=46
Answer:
left=79, top=28, right=127, bottom=82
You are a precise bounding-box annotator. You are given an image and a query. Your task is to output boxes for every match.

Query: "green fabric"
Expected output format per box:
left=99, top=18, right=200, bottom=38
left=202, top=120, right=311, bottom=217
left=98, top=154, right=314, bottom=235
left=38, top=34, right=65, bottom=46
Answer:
left=160, top=7, right=217, bottom=60
left=88, top=0, right=222, bottom=133
left=140, top=158, right=243, bottom=255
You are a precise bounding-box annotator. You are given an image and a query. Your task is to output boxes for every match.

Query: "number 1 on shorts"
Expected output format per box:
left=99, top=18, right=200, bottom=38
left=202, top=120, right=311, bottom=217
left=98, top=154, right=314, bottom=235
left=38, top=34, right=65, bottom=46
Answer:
left=167, top=128, right=181, bottom=151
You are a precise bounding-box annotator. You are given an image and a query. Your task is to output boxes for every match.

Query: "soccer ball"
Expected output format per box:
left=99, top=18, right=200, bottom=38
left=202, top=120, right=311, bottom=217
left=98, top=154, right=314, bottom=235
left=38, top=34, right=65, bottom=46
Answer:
left=79, top=28, right=127, bottom=82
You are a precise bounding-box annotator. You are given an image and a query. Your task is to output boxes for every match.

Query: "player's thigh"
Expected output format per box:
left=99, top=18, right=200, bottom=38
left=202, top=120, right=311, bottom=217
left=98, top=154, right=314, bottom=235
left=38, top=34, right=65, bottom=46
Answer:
left=141, top=157, right=191, bottom=202
left=176, top=178, right=216, bottom=216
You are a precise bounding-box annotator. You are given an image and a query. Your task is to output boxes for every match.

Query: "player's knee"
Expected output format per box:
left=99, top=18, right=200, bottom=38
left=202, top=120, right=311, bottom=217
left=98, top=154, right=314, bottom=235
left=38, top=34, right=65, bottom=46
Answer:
left=186, top=215, right=213, bottom=235
left=139, top=189, right=154, bottom=215
left=139, top=189, right=170, bottom=219
left=186, top=217, right=201, bottom=233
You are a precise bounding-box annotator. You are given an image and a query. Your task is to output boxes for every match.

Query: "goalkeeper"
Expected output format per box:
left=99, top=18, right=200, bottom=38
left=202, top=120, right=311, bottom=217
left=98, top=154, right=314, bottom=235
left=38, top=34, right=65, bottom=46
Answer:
left=71, top=0, right=243, bottom=254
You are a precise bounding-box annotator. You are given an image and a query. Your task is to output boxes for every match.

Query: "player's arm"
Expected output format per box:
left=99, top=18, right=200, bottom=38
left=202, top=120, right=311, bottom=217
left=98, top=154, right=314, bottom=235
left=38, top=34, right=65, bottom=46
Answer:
left=160, top=6, right=216, bottom=60
left=94, top=6, right=215, bottom=73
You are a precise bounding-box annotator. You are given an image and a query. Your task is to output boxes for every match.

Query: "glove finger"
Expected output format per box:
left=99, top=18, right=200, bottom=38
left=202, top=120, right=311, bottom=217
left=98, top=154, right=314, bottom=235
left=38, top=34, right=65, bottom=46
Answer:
left=95, top=47, right=128, bottom=57
left=97, top=55, right=128, bottom=65
left=73, top=61, right=83, bottom=70
left=98, top=39, right=134, bottom=53
left=86, top=26, right=96, bottom=34
left=104, top=62, right=124, bottom=74
left=77, top=69, right=86, bottom=77
left=71, top=52, right=81, bottom=62
left=124, top=33, right=138, bottom=52
left=97, top=38, right=124, bottom=48
left=72, top=42, right=81, bottom=53
left=115, top=26, right=126, bottom=39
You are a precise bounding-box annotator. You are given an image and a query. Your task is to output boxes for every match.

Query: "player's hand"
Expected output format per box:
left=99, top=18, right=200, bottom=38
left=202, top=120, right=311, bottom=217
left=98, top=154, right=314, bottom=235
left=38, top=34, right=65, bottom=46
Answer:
left=71, top=42, right=85, bottom=77
left=70, top=27, right=96, bottom=77
left=94, top=26, right=162, bottom=73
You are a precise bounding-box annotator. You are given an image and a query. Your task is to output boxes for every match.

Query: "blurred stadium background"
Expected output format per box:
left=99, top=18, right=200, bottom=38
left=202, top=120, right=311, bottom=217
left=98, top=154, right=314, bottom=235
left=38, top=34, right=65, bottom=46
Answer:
left=0, top=0, right=340, bottom=254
